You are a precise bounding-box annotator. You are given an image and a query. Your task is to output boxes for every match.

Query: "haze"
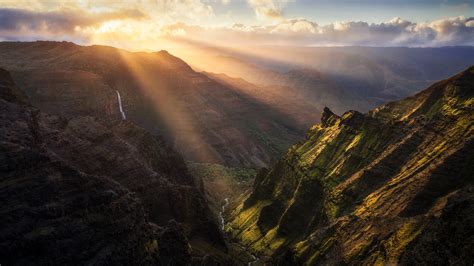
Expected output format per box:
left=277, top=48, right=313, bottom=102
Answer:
left=0, top=1, right=473, bottom=265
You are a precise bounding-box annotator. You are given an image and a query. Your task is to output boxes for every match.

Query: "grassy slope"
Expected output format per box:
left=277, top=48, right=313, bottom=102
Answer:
left=188, top=162, right=256, bottom=211
left=227, top=67, right=474, bottom=264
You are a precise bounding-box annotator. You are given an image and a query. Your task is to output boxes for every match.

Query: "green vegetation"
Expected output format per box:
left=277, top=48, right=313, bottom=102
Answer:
left=187, top=162, right=257, bottom=213
left=227, top=67, right=474, bottom=264
left=188, top=162, right=257, bottom=184
left=144, top=239, right=159, bottom=254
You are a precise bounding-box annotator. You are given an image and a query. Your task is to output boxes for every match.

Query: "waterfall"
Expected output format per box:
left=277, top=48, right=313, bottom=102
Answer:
left=116, top=90, right=126, bottom=120
left=219, top=198, right=229, bottom=231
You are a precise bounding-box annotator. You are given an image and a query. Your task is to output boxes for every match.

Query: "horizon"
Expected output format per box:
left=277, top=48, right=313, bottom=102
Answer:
left=2, top=39, right=474, bottom=52
left=0, top=2, right=473, bottom=264
left=0, top=0, right=473, bottom=52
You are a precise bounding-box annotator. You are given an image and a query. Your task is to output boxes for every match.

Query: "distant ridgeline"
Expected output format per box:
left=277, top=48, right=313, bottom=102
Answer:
left=0, top=41, right=313, bottom=168
left=228, top=66, right=474, bottom=265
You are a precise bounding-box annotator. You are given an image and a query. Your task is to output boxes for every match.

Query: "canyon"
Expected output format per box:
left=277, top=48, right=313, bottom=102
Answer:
left=0, top=41, right=472, bottom=265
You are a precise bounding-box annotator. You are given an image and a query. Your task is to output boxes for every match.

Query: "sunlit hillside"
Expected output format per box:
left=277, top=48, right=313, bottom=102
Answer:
left=0, top=1, right=473, bottom=265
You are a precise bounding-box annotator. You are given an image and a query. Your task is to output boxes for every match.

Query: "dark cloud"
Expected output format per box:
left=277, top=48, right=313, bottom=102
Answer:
left=0, top=8, right=146, bottom=35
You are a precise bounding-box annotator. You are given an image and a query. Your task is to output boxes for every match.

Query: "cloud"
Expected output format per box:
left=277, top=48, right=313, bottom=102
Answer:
left=159, top=16, right=474, bottom=47
left=271, top=19, right=318, bottom=33
left=155, top=0, right=215, bottom=20
left=0, top=3, right=472, bottom=48
left=0, top=7, right=146, bottom=41
left=247, top=0, right=290, bottom=20
left=319, top=16, right=474, bottom=46
left=0, top=1, right=216, bottom=24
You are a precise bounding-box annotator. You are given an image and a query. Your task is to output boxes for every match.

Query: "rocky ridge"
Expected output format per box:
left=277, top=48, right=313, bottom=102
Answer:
left=227, top=66, right=474, bottom=265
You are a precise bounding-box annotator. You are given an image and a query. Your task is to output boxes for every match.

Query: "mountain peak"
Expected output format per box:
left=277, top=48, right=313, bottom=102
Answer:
left=370, top=65, right=473, bottom=122
left=321, top=106, right=339, bottom=127
left=448, top=65, right=474, bottom=96
left=156, top=50, right=171, bottom=55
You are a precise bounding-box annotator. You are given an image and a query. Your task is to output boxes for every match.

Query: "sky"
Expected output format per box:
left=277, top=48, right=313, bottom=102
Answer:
left=0, top=0, right=473, bottom=50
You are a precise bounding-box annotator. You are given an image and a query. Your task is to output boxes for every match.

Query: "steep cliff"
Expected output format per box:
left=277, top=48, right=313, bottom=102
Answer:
left=227, top=66, right=474, bottom=264
left=0, top=41, right=306, bottom=167
left=0, top=68, right=228, bottom=264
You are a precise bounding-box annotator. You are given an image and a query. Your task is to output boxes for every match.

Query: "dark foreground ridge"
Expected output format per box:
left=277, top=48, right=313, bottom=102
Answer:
left=0, top=68, right=230, bottom=264
left=228, top=66, right=474, bottom=265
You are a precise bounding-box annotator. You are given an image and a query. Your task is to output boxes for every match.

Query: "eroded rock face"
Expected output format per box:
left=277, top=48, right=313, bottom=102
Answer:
left=0, top=68, right=226, bottom=264
left=228, top=66, right=474, bottom=264
left=0, top=41, right=307, bottom=167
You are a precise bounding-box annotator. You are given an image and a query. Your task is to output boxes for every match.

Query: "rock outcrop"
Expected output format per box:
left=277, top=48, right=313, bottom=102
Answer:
left=228, top=66, right=474, bottom=264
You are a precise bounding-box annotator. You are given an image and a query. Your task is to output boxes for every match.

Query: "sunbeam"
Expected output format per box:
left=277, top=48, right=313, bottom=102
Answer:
left=114, top=48, right=220, bottom=163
